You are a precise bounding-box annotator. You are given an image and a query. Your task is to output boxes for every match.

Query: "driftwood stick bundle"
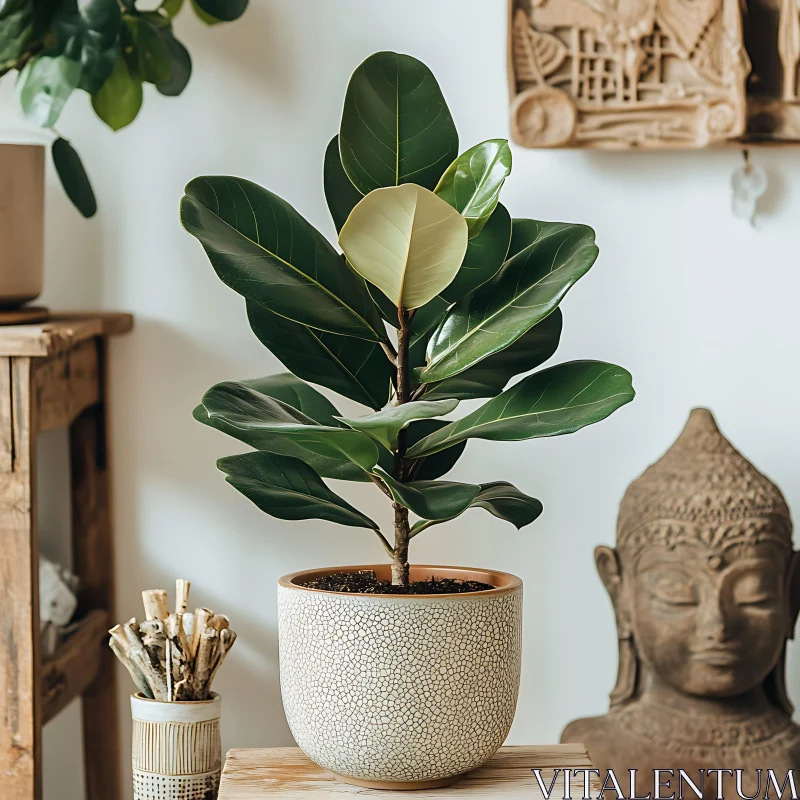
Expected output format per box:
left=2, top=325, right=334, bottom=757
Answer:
left=109, top=578, right=237, bottom=702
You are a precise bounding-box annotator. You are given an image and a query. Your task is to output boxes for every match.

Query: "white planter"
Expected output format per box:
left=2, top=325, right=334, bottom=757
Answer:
left=0, top=144, right=44, bottom=307
left=278, top=564, right=522, bottom=790
left=131, top=692, right=222, bottom=800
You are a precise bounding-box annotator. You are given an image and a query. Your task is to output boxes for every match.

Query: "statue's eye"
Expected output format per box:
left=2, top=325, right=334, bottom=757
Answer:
left=646, top=573, right=699, bottom=606
left=732, top=573, right=778, bottom=606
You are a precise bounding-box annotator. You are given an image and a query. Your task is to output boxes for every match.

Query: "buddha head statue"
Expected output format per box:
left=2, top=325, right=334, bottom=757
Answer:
left=597, top=408, right=799, bottom=710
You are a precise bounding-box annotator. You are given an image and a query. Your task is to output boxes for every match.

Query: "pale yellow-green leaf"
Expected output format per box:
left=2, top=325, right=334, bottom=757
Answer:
left=338, top=184, right=468, bottom=311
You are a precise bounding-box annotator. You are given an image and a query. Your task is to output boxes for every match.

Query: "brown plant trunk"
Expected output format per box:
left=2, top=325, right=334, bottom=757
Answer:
left=391, top=309, right=412, bottom=586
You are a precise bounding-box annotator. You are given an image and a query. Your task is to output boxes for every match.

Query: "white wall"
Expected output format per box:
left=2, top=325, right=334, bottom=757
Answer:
left=2, top=1, right=800, bottom=797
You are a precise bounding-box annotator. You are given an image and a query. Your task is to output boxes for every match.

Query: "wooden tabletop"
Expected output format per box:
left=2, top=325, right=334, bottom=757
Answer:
left=218, top=745, right=595, bottom=798
left=0, top=312, right=133, bottom=357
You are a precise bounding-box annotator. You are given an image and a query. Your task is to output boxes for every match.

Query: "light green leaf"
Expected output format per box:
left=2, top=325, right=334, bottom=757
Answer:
left=323, top=135, right=363, bottom=233
left=181, top=177, right=387, bottom=342
left=339, top=184, right=468, bottom=311
left=421, top=309, right=562, bottom=401
left=374, top=468, right=479, bottom=521
left=195, top=381, right=381, bottom=478
left=420, top=222, right=598, bottom=383
left=435, top=140, right=512, bottom=238
left=218, top=451, right=378, bottom=529
left=161, top=0, right=184, bottom=17
left=247, top=302, right=391, bottom=411
left=52, top=138, right=97, bottom=219
left=408, top=361, right=635, bottom=457
left=91, top=55, right=142, bottom=130
left=410, top=481, right=542, bottom=536
left=17, top=54, right=80, bottom=128
left=338, top=399, right=458, bottom=451
left=340, top=51, right=458, bottom=194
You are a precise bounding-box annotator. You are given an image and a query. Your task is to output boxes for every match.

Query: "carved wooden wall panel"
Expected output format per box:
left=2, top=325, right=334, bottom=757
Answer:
left=509, top=0, right=800, bottom=148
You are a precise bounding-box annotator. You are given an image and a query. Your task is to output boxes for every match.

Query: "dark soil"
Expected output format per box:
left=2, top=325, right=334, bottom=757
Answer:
left=300, top=570, right=495, bottom=595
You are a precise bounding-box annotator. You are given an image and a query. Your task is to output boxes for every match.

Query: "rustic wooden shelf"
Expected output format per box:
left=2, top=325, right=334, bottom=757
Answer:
left=0, top=313, right=132, bottom=800
left=218, top=745, right=596, bottom=799
left=41, top=609, right=110, bottom=725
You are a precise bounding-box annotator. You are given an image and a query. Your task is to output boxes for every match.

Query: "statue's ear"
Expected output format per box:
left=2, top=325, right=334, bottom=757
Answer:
left=595, top=545, right=622, bottom=602
left=595, top=545, right=630, bottom=637
left=788, top=551, right=800, bottom=640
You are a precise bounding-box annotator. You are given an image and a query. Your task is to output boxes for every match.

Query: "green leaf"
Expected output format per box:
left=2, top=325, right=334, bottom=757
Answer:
left=410, top=481, right=542, bottom=536
left=193, top=0, right=247, bottom=22
left=435, top=140, right=512, bottom=238
left=155, top=30, right=190, bottom=96
left=421, top=309, right=562, bottom=401
left=52, top=138, right=97, bottom=218
left=338, top=399, right=458, bottom=451
left=339, top=184, right=468, bottom=311
left=247, top=302, right=391, bottom=411
left=469, top=482, right=542, bottom=529
left=408, top=361, right=635, bottom=457
left=181, top=176, right=387, bottom=342
left=161, top=0, right=184, bottom=17
left=407, top=205, right=512, bottom=371
left=240, top=373, right=341, bottom=426
left=195, top=380, right=381, bottom=476
left=323, top=135, right=362, bottom=233
left=507, top=218, right=539, bottom=260
left=78, top=0, right=120, bottom=38
left=77, top=38, right=119, bottom=93
left=374, top=468, right=479, bottom=521
left=91, top=54, right=142, bottom=130
left=421, top=222, right=598, bottom=383
left=189, top=0, right=221, bottom=24
left=340, top=51, right=458, bottom=194
left=17, top=54, right=80, bottom=128
left=218, top=451, right=378, bottom=529
left=406, top=419, right=466, bottom=480
left=129, top=15, right=172, bottom=85
left=440, top=202, right=511, bottom=304
left=0, top=2, right=33, bottom=70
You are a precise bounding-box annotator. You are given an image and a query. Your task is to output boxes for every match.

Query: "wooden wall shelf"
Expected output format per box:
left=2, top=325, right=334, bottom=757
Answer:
left=0, top=313, right=132, bottom=800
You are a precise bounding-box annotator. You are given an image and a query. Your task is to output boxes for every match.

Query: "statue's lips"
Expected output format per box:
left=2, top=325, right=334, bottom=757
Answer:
left=690, top=647, right=741, bottom=666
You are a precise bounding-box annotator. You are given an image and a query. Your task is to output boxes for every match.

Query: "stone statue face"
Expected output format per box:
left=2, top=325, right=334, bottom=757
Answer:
left=626, top=539, right=790, bottom=698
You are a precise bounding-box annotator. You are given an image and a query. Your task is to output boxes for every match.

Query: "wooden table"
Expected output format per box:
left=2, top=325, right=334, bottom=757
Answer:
left=218, top=745, right=595, bottom=798
left=0, top=313, right=133, bottom=800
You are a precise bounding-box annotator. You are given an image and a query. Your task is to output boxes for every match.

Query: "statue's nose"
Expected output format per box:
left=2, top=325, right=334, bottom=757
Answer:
left=699, top=595, right=731, bottom=643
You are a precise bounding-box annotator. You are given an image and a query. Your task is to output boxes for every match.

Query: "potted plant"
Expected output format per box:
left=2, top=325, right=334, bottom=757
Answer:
left=185, top=51, right=634, bottom=789
left=0, top=0, right=246, bottom=308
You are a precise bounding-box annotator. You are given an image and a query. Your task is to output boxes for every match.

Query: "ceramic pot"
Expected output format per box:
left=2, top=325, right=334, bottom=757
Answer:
left=278, top=564, right=522, bottom=790
left=0, top=144, right=44, bottom=308
left=131, top=692, right=222, bottom=800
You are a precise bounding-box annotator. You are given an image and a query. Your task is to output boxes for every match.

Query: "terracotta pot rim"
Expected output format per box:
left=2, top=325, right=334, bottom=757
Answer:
left=131, top=691, right=220, bottom=706
left=278, top=564, right=522, bottom=598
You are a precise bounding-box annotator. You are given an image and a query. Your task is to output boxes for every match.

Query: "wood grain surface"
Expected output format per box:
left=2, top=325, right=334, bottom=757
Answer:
left=219, top=745, right=595, bottom=798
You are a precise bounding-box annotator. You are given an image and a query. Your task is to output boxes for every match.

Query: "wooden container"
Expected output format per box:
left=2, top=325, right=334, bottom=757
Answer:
left=0, top=144, right=44, bottom=307
left=131, top=692, right=222, bottom=800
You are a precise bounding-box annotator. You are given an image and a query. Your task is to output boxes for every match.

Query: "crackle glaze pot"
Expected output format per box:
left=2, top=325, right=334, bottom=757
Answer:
left=278, top=564, right=522, bottom=790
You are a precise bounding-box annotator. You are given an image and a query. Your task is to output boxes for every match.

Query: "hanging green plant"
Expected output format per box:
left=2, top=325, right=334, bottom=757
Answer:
left=0, top=0, right=248, bottom=217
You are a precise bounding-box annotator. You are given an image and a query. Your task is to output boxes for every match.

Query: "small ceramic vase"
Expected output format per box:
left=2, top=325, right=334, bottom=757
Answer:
left=131, top=692, right=222, bottom=800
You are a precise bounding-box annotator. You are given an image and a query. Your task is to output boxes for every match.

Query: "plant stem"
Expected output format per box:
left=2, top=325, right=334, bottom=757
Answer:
left=391, top=308, right=412, bottom=586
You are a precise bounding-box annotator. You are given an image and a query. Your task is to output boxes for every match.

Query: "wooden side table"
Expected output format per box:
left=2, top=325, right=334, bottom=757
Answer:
left=218, top=745, right=595, bottom=798
left=0, top=313, right=133, bottom=800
